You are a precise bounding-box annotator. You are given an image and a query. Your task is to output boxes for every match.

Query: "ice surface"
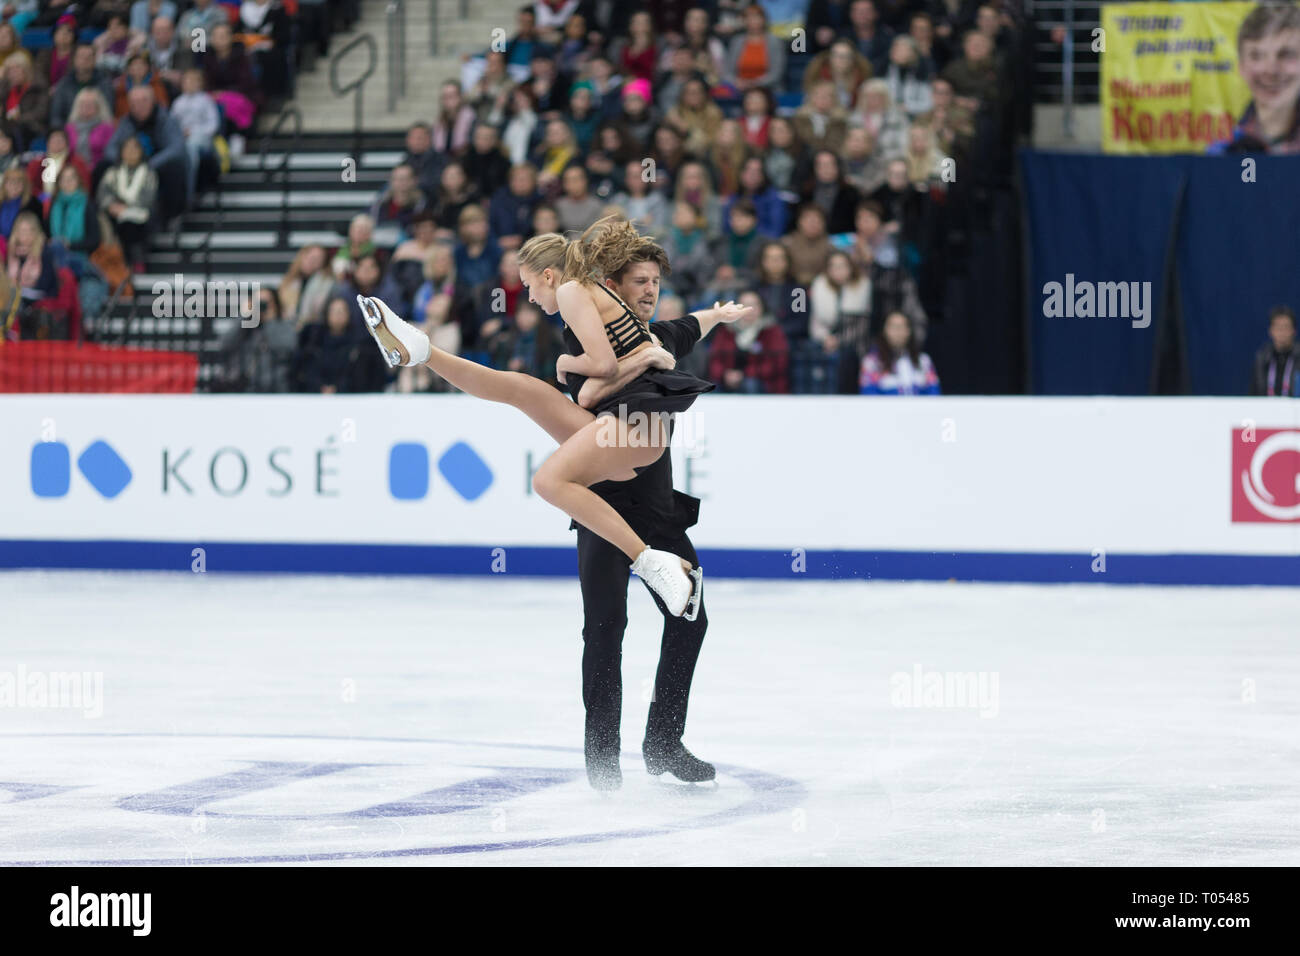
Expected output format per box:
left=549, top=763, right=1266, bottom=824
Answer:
left=0, top=570, right=1296, bottom=865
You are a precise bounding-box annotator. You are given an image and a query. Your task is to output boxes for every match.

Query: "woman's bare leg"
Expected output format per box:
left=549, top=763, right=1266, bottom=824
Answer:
left=420, top=341, right=593, bottom=446
left=363, top=294, right=592, bottom=445
left=532, top=414, right=679, bottom=562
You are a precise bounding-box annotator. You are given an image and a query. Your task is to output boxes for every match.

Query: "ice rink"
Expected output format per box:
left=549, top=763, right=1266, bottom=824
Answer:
left=1, top=570, right=1296, bottom=866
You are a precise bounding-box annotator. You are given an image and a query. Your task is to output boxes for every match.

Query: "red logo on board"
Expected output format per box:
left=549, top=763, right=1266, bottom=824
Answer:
left=1231, top=428, right=1300, bottom=523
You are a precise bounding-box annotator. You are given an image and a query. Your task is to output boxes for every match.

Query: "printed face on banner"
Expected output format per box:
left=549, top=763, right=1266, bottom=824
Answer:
left=1101, top=2, right=1264, bottom=154
left=1231, top=427, right=1300, bottom=522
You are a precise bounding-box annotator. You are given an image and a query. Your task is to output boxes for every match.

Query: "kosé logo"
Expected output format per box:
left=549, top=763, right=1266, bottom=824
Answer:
left=1232, top=428, right=1300, bottom=522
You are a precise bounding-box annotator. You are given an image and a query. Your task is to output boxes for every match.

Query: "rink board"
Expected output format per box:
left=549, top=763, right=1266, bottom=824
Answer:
left=0, top=395, right=1296, bottom=585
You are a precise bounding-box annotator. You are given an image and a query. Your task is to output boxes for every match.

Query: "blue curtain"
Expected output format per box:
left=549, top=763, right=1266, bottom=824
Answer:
left=1021, top=152, right=1182, bottom=395
left=1177, top=157, right=1300, bottom=395
left=1022, top=151, right=1300, bottom=395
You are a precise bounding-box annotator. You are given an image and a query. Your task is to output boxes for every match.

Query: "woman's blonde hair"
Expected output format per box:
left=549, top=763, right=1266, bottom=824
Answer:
left=565, top=214, right=663, bottom=282
left=517, top=231, right=568, bottom=277
left=10, top=210, right=44, bottom=252
left=71, top=87, right=113, bottom=125
left=2, top=166, right=30, bottom=201
left=423, top=240, right=456, bottom=282
left=859, top=78, right=891, bottom=107
left=519, top=215, right=667, bottom=285
left=4, top=48, right=34, bottom=90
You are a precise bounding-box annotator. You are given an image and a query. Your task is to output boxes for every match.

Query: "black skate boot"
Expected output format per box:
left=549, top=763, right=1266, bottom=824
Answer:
left=586, top=752, right=622, bottom=791
left=643, top=742, right=716, bottom=783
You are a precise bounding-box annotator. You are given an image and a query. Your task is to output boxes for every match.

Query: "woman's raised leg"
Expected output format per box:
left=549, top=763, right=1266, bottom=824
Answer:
left=532, top=414, right=699, bottom=615
left=362, top=295, right=592, bottom=445
left=532, top=413, right=673, bottom=559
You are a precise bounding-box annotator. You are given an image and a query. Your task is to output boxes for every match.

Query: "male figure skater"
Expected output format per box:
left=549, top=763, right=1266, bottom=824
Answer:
left=561, top=247, right=736, bottom=791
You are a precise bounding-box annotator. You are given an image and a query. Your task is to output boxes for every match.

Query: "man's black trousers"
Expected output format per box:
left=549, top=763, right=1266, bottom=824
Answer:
left=575, top=523, right=707, bottom=768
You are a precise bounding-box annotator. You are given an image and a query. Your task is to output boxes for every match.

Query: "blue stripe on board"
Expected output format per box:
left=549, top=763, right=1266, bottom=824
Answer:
left=0, top=540, right=1296, bottom=586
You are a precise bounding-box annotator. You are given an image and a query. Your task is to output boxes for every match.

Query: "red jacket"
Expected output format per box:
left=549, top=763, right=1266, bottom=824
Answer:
left=707, top=322, right=790, bottom=394
left=27, top=153, right=92, bottom=205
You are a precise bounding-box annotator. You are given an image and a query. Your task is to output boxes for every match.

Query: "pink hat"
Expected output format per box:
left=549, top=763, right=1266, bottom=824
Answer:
left=622, top=78, right=652, bottom=102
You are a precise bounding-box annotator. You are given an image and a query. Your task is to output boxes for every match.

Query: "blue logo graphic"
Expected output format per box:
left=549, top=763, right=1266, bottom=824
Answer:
left=388, top=443, right=429, bottom=500
left=31, top=440, right=132, bottom=499
left=438, top=442, right=493, bottom=501
left=30, top=443, right=71, bottom=498
left=388, top=441, right=493, bottom=502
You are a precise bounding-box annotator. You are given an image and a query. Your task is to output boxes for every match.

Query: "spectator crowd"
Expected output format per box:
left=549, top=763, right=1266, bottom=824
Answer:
left=247, top=0, right=1042, bottom=396
left=0, top=0, right=358, bottom=342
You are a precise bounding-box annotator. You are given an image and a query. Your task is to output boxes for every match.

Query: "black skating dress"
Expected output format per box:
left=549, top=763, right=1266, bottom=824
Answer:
left=561, top=284, right=714, bottom=419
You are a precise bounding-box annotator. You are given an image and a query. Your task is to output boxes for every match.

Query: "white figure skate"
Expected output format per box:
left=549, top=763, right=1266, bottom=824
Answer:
left=358, top=295, right=431, bottom=368
left=631, top=548, right=703, bottom=620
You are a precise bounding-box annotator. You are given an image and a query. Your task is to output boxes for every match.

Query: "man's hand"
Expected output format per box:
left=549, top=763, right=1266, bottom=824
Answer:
left=713, top=301, right=751, bottom=324
left=642, top=345, right=676, bottom=370
left=577, top=346, right=673, bottom=409
left=696, top=300, right=754, bottom=337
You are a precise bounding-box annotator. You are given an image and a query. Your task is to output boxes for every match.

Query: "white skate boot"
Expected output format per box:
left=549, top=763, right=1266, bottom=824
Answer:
left=358, top=295, right=431, bottom=368
left=631, top=548, right=703, bottom=620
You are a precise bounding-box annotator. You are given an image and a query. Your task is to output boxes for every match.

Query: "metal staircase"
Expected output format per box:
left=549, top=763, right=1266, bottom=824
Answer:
left=87, top=128, right=407, bottom=389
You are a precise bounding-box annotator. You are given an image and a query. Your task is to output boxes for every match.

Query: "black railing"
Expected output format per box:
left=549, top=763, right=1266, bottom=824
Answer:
left=386, top=0, right=406, bottom=112
left=258, top=105, right=303, bottom=246
left=101, top=276, right=142, bottom=348
left=198, top=207, right=227, bottom=283
left=329, top=33, right=378, bottom=164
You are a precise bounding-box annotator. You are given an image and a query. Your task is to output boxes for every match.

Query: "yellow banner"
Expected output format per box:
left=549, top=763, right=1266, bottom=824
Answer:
left=1101, top=2, right=1259, bottom=153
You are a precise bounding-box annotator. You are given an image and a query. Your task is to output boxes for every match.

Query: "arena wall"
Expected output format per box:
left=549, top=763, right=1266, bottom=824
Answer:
left=1, top=395, right=1296, bottom=585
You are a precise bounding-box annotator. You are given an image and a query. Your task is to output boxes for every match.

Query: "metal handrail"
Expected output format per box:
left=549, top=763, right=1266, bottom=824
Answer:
left=113, top=279, right=144, bottom=348
left=258, top=105, right=303, bottom=245
left=90, top=275, right=134, bottom=345
left=198, top=207, right=227, bottom=282
left=1062, top=0, right=1075, bottom=141
left=386, top=0, right=406, bottom=112
left=329, top=33, right=379, bottom=164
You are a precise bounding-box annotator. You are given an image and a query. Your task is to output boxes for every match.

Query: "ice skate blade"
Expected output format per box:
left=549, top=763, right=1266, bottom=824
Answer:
left=683, top=566, right=703, bottom=621
left=647, top=775, right=720, bottom=791
left=358, top=295, right=407, bottom=367
left=358, top=295, right=381, bottom=327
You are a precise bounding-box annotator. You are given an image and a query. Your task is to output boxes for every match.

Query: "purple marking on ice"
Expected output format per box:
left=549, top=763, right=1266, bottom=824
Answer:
left=0, top=733, right=806, bottom=864
left=352, top=766, right=584, bottom=817
left=115, top=761, right=378, bottom=815
left=0, top=782, right=82, bottom=802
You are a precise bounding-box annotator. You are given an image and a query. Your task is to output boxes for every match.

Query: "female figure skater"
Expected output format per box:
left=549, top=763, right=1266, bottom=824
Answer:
left=359, top=216, right=746, bottom=618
